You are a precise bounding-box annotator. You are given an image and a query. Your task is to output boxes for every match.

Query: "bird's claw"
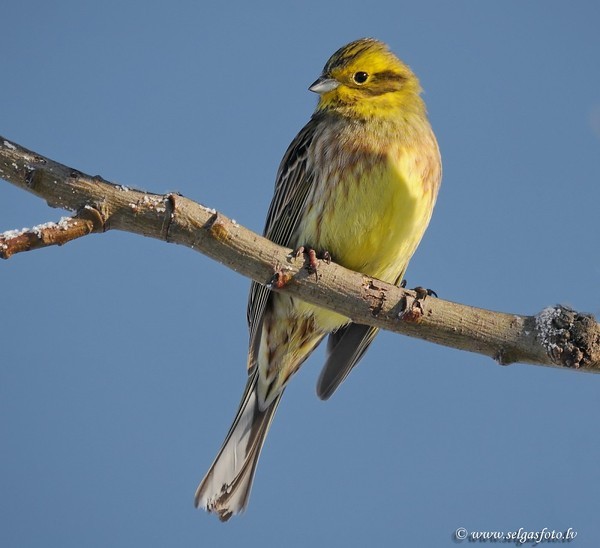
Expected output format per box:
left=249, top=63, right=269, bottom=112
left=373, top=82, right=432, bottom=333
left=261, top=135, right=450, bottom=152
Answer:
left=293, top=246, right=331, bottom=280
left=412, top=286, right=437, bottom=299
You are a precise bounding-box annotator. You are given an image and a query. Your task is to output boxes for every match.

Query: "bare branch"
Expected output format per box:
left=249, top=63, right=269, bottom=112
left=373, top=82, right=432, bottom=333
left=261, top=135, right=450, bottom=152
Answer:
left=1, top=135, right=599, bottom=372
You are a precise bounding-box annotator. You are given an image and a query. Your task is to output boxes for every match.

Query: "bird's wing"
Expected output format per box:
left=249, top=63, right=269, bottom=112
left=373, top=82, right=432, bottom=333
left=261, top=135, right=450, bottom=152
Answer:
left=316, top=323, right=380, bottom=400
left=246, top=118, right=319, bottom=367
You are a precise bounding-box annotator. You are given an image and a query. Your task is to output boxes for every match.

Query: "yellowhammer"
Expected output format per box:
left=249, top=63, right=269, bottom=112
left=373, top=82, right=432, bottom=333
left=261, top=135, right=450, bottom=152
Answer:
left=195, top=37, right=442, bottom=520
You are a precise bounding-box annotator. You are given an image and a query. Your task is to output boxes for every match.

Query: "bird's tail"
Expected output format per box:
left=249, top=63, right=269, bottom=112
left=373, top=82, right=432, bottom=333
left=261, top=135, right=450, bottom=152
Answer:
left=194, top=369, right=282, bottom=521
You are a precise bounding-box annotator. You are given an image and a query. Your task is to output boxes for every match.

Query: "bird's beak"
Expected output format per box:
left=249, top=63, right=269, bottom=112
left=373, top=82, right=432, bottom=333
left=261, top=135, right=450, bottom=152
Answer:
left=309, top=76, right=340, bottom=94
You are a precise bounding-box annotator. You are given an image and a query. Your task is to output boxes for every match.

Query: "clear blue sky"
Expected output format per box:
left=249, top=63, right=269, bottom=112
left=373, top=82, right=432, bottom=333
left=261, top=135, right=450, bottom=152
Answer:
left=2, top=1, right=599, bottom=546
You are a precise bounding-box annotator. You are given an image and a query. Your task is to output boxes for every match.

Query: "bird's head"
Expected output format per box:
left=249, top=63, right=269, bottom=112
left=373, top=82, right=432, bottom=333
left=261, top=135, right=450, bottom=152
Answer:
left=310, top=38, right=423, bottom=117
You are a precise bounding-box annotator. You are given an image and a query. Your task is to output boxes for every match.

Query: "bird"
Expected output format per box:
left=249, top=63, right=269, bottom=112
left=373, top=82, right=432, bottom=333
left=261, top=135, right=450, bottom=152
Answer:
left=194, top=37, right=442, bottom=521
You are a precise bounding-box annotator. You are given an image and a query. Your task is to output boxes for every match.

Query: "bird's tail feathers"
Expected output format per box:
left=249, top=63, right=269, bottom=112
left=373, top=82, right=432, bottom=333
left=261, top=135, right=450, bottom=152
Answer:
left=194, top=370, right=282, bottom=521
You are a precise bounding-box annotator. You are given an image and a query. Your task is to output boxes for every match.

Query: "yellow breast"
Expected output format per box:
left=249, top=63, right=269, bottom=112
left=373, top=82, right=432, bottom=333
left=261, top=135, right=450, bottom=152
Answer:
left=299, top=144, right=436, bottom=283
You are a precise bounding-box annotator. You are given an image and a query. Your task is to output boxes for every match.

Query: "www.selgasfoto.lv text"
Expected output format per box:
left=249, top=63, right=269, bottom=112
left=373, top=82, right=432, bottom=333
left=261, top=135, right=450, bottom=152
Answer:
left=454, top=526, right=577, bottom=544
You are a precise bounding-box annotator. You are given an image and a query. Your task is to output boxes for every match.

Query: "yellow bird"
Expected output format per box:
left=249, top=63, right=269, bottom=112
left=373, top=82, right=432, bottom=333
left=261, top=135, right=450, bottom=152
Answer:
left=195, top=38, right=442, bottom=520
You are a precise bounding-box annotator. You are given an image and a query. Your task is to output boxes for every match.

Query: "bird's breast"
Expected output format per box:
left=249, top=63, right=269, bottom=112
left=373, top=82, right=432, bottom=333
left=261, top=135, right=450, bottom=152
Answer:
left=296, top=142, right=438, bottom=284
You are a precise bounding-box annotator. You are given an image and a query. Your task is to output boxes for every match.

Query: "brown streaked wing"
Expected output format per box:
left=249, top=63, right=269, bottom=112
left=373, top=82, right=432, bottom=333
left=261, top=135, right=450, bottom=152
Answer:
left=246, top=117, right=320, bottom=364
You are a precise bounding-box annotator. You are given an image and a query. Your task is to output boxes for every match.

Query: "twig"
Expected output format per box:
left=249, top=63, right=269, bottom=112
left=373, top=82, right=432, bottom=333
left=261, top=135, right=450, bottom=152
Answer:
left=0, top=207, right=103, bottom=259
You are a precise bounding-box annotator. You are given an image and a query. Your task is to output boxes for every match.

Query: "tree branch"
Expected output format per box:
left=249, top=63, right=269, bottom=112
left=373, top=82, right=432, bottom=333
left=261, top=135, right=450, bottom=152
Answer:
left=1, top=135, right=599, bottom=372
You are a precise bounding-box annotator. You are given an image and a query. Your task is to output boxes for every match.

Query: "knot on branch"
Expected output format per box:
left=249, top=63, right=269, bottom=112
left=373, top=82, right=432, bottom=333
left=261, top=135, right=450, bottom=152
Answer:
left=362, top=277, right=388, bottom=317
left=77, top=205, right=105, bottom=233
left=535, top=305, right=600, bottom=370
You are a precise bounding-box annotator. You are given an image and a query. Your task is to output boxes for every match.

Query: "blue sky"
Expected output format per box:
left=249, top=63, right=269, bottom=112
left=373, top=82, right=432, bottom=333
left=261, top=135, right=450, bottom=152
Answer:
left=2, top=1, right=599, bottom=546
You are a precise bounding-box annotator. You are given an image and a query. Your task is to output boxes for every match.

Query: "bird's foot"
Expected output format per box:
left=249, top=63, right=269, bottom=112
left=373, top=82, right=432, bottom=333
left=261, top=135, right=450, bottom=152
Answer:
left=293, top=246, right=331, bottom=280
left=412, top=286, right=437, bottom=299
left=399, top=284, right=437, bottom=322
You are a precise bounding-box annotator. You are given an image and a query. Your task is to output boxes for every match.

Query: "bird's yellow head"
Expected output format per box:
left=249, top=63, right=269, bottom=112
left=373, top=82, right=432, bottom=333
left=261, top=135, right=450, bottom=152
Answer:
left=310, top=38, right=424, bottom=118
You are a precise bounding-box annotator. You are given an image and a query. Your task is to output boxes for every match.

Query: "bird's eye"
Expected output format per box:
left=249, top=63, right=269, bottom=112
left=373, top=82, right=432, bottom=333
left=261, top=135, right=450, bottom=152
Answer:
left=353, top=71, right=369, bottom=84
